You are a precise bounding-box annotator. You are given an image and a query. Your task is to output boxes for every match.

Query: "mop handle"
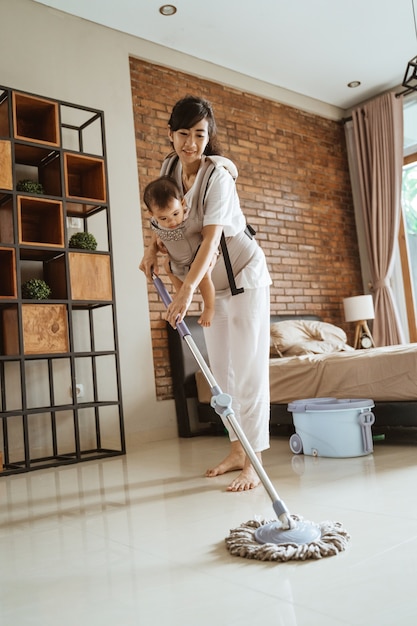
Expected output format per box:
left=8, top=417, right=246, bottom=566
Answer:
left=152, top=274, right=190, bottom=340
left=152, top=274, right=292, bottom=526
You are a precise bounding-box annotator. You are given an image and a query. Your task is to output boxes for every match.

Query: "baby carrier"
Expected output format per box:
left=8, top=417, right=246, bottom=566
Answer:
left=161, top=153, right=255, bottom=295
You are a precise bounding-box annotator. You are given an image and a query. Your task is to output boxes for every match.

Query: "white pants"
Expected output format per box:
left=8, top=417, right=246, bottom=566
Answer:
left=203, top=286, right=270, bottom=452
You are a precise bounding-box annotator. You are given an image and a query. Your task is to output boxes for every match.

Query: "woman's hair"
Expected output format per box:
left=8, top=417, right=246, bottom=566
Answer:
left=168, top=95, right=222, bottom=155
left=143, top=175, right=182, bottom=212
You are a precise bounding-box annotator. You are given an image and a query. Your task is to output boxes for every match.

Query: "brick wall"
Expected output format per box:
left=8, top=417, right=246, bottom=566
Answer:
left=130, top=58, right=362, bottom=400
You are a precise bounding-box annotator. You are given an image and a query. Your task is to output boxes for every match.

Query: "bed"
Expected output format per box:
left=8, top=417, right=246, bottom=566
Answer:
left=166, top=315, right=417, bottom=438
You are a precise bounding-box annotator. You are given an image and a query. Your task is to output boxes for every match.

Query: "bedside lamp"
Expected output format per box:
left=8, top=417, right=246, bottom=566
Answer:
left=343, top=295, right=375, bottom=349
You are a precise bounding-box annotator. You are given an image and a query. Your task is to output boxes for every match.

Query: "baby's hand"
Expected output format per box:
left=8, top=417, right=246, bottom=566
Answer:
left=156, top=238, right=168, bottom=255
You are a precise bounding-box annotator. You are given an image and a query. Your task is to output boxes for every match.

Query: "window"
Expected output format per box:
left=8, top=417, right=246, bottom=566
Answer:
left=399, top=98, right=417, bottom=342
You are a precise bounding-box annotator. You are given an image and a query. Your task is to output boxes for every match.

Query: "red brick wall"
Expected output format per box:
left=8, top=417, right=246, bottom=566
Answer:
left=130, top=58, right=362, bottom=400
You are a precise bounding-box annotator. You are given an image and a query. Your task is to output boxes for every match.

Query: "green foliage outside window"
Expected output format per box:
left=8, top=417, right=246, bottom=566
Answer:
left=402, top=164, right=417, bottom=234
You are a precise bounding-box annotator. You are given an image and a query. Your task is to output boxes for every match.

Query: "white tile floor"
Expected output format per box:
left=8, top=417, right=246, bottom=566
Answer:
left=1, top=433, right=417, bottom=625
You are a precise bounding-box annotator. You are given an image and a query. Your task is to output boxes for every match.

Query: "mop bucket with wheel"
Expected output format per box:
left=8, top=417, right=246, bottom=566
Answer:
left=152, top=274, right=350, bottom=561
left=288, top=397, right=375, bottom=458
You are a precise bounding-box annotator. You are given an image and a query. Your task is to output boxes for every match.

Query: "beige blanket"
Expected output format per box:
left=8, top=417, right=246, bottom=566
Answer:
left=196, top=344, right=417, bottom=404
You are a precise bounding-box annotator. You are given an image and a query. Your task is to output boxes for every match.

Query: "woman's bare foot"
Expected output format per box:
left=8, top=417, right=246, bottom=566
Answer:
left=226, top=462, right=261, bottom=492
left=205, top=441, right=245, bottom=477
left=198, top=306, right=215, bottom=327
left=206, top=443, right=262, bottom=491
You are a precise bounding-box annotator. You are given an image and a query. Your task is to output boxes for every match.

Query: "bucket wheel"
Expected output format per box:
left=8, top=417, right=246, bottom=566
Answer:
left=289, top=433, right=303, bottom=454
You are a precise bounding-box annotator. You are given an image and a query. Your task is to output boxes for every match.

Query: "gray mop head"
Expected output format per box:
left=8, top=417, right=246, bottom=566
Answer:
left=225, top=515, right=350, bottom=561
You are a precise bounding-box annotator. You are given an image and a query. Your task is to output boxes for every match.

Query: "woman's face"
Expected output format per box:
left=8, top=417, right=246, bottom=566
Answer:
left=168, top=118, right=209, bottom=166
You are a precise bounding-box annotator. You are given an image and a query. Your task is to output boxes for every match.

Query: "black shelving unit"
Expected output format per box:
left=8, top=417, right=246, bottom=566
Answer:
left=0, top=85, right=125, bottom=475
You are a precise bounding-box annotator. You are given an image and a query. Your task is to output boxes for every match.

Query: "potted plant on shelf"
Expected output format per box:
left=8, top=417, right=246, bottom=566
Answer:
left=16, top=179, right=44, bottom=194
left=68, top=231, right=97, bottom=251
left=22, top=278, right=51, bottom=300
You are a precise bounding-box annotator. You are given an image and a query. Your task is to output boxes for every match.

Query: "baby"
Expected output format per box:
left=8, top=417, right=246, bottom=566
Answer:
left=143, top=175, right=216, bottom=327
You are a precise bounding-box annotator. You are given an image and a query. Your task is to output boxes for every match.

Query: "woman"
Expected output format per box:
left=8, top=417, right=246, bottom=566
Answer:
left=140, top=96, right=271, bottom=492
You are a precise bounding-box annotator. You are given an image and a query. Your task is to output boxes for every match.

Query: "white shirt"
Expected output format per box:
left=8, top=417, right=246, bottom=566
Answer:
left=183, top=156, right=246, bottom=237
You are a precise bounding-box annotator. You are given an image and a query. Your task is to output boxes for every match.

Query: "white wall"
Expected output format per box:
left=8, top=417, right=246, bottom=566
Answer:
left=0, top=0, right=342, bottom=448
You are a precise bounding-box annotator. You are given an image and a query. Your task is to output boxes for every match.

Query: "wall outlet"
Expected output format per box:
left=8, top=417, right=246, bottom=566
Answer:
left=67, top=217, right=83, bottom=229
left=69, top=384, right=84, bottom=398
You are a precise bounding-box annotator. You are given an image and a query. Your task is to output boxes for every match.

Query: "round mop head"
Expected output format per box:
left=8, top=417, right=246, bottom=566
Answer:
left=225, top=515, right=350, bottom=561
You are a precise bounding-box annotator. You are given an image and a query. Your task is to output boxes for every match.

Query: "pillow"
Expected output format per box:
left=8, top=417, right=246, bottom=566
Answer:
left=283, top=340, right=353, bottom=356
left=270, top=320, right=353, bottom=356
left=270, top=337, right=283, bottom=358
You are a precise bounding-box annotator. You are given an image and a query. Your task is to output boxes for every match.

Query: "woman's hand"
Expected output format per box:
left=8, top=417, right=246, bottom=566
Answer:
left=139, top=237, right=159, bottom=280
left=166, top=282, right=194, bottom=328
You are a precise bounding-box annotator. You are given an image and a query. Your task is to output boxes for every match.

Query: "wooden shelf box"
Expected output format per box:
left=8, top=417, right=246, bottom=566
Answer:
left=0, top=196, right=14, bottom=243
left=18, top=196, right=64, bottom=247
left=1, top=305, right=19, bottom=354
left=0, top=248, right=17, bottom=298
left=2, top=303, right=69, bottom=355
left=44, top=254, right=67, bottom=299
left=12, top=92, right=59, bottom=147
left=65, top=200, right=105, bottom=217
left=22, top=303, right=69, bottom=354
left=64, top=153, right=106, bottom=203
left=0, top=140, right=12, bottom=190
left=69, top=252, right=112, bottom=301
left=0, top=91, right=10, bottom=137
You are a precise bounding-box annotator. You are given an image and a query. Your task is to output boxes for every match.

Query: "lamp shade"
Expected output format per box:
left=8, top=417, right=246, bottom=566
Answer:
left=343, top=295, right=375, bottom=322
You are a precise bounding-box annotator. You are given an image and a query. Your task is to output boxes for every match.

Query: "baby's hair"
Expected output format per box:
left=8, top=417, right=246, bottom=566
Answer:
left=143, top=175, right=182, bottom=212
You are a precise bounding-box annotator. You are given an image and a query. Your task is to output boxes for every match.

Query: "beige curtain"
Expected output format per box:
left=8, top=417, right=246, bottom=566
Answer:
left=351, top=92, right=405, bottom=346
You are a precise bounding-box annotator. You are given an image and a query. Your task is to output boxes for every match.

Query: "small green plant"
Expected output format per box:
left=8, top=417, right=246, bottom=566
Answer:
left=68, top=231, right=97, bottom=251
left=22, top=278, right=51, bottom=300
left=16, top=179, right=44, bottom=194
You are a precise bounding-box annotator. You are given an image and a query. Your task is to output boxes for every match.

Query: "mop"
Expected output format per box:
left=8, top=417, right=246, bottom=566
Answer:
left=153, top=275, right=350, bottom=562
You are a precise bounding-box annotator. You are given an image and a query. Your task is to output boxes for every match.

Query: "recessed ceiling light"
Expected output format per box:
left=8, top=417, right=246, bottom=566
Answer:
left=347, top=81, right=361, bottom=88
left=159, top=5, right=177, bottom=16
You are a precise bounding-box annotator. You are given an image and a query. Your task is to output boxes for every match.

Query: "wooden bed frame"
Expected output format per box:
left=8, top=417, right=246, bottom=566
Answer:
left=166, top=315, right=417, bottom=438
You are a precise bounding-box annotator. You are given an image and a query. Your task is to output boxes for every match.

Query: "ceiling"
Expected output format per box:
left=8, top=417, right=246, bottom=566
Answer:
left=33, top=0, right=417, bottom=112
